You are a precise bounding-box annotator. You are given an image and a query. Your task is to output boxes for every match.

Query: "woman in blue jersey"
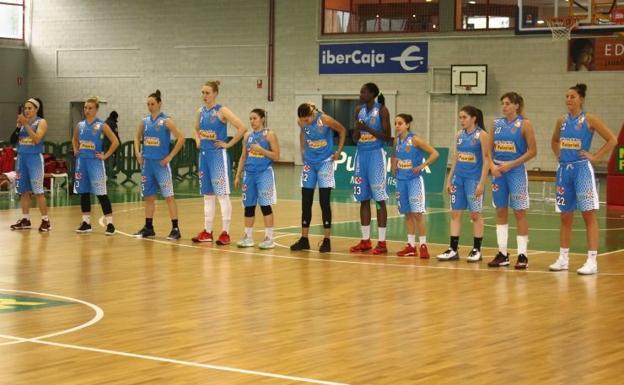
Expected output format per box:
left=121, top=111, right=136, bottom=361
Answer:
left=133, top=90, right=185, bottom=240
left=350, top=82, right=392, bottom=255
left=487, top=92, right=537, bottom=270
left=437, top=106, right=491, bottom=262
left=549, top=84, right=616, bottom=275
left=290, top=102, right=346, bottom=253
left=234, top=108, right=280, bottom=249
left=10, top=97, right=51, bottom=232
left=391, top=114, right=439, bottom=258
left=72, top=96, right=120, bottom=235
left=192, top=80, right=246, bottom=245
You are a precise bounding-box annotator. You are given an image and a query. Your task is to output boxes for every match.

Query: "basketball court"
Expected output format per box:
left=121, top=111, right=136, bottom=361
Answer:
left=1, top=0, right=624, bottom=384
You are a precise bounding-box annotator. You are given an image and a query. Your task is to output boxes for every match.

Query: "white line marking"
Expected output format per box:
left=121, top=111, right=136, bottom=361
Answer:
left=0, top=289, right=104, bottom=347
left=0, top=334, right=350, bottom=385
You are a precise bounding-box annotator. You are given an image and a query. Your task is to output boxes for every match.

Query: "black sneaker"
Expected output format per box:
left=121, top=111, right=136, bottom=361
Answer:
left=75, top=222, right=92, bottom=233
left=38, top=219, right=51, bottom=232
left=134, top=226, right=156, bottom=238
left=167, top=228, right=181, bottom=240
left=105, top=223, right=116, bottom=236
left=514, top=254, right=528, bottom=270
left=488, top=252, right=510, bottom=267
left=290, top=236, right=310, bottom=251
left=319, top=238, right=331, bottom=253
left=10, top=218, right=32, bottom=230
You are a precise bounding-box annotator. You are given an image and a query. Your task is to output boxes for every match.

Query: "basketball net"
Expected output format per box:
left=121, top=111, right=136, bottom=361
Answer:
left=546, top=17, right=579, bottom=41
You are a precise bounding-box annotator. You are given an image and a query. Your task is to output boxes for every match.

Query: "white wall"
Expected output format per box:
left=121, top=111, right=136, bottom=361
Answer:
left=26, top=0, right=624, bottom=170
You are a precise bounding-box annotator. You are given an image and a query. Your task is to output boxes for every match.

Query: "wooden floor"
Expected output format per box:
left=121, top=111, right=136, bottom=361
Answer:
left=1, top=198, right=624, bottom=385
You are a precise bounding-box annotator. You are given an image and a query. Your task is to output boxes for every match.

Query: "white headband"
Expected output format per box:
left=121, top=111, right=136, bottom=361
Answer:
left=26, top=98, right=40, bottom=110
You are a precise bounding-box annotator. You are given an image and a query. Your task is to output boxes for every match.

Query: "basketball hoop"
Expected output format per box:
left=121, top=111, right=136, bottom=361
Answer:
left=546, top=16, right=579, bottom=41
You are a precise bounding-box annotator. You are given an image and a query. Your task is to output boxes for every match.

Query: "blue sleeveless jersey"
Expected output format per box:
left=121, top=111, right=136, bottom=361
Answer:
left=559, top=112, right=593, bottom=163
left=302, top=111, right=334, bottom=164
left=454, top=128, right=484, bottom=180
left=245, top=128, right=273, bottom=173
left=356, top=102, right=384, bottom=151
left=493, top=115, right=527, bottom=163
left=17, top=117, right=44, bottom=154
left=199, top=104, right=228, bottom=151
left=395, top=133, right=424, bottom=181
left=142, top=113, right=170, bottom=160
left=77, top=118, right=105, bottom=159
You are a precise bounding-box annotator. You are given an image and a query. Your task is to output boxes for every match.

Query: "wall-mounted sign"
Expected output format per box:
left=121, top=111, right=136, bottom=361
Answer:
left=319, top=42, right=428, bottom=74
left=569, top=37, right=624, bottom=71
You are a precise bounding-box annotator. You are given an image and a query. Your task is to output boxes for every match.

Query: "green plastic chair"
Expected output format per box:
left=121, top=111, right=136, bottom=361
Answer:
left=43, top=141, right=58, bottom=157
left=116, top=141, right=140, bottom=185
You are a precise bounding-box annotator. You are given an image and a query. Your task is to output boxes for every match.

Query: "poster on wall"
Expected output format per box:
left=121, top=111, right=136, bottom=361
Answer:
left=319, top=42, right=428, bottom=74
left=568, top=37, right=624, bottom=71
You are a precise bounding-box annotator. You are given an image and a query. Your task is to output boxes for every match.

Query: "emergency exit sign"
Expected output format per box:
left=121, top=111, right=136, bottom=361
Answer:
left=618, top=145, right=624, bottom=173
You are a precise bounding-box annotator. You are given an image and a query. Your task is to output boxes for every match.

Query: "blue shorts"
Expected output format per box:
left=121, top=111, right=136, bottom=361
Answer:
left=16, top=153, right=45, bottom=195
left=491, top=164, right=529, bottom=210
left=353, top=148, right=388, bottom=202
left=141, top=159, right=174, bottom=198
left=242, top=167, right=276, bottom=207
left=301, top=158, right=335, bottom=189
left=555, top=160, right=599, bottom=212
left=198, top=149, right=230, bottom=196
left=74, top=157, right=107, bottom=195
left=450, top=174, right=482, bottom=212
left=396, top=176, right=426, bottom=214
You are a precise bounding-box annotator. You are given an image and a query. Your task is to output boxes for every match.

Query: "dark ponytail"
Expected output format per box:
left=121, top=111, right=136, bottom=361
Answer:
left=363, top=82, right=385, bottom=106
left=149, top=89, right=162, bottom=103
left=570, top=83, right=587, bottom=98
left=297, top=102, right=318, bottom=118
left=396, top=113, right=413, bottom=129
left=461, top=105, right=485, bottom=132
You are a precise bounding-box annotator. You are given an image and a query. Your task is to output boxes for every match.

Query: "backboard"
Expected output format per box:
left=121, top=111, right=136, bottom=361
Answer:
left=451, top=65, right=488, bottom=95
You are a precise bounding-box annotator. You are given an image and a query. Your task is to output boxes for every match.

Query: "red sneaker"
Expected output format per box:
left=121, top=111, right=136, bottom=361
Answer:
left=349, top=239, right=372, bottom=253
left=216, top=231, right=231, bottom=245
left=192, top=230, right=213, bottom=243
left=419, top=244, right=430, bottom=259
left=371, top=241, right=388, bottom=255
left=397, top=244, right=417, bottom=257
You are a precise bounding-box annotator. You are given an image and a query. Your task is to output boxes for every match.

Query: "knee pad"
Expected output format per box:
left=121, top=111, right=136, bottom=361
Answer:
left=260, top=205, right=272, bottom=216
left=244, top=206, right=256, bottom=218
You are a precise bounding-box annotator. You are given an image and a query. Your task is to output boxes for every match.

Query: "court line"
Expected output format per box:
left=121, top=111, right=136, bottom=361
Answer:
left=0, top=334, right=350, bottom=385
left=598, top=248, right=624, bottom=257
left=0, top=289, right=104, bottom=347
left=98, top=214, right=624, bottom=276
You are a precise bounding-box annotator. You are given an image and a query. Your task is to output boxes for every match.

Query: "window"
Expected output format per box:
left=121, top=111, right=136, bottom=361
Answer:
left=0, top=0, right=25, bottom=40
left=456, top=0, right=535, bottom=31
left=323, top=0, right=440, bottom=35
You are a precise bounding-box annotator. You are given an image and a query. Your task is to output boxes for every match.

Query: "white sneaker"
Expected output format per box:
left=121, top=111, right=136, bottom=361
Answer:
left=236, top=237, right=255, bottom=248
left=437, top=248, right=459, bottom=261
left=549, top=256, right=569, bottom=271
left=577, top=260, right=598, bottom=275
left=466, top=248, right=482, bottom=262
left=258, top=237, right=274, bottom=250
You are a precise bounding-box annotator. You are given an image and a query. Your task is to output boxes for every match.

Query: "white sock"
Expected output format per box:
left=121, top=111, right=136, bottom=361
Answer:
left=517, top=235, right=528, bottom=255
left=105, top=216, right=113, bottom=225
left=560, top=248, right=570, bottom=261
left=42, top=215, right=49, bottom=221
left=419, top=236, right=427, bottom=246
left=244, top=227, right=253, bottom=238
left=217, top=195, right=232, bottom=232
left=378, top=227, right=386, bottom=242
left=407, top=234, right=416, bottom=247
left=361, top=225, right=370, bottom=240
left=265, top=227, right=273, bottom=240
left=496, top=224, right=509, bottom=255
left=83, top=215, right=91, bottom=224
left=23, top=213, right=30, bottom=220
left=377, top=227, right=386, bottom=242
left=587, top=250, right=597, bottom=263
left=203, top=195, right=215, bottom=232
